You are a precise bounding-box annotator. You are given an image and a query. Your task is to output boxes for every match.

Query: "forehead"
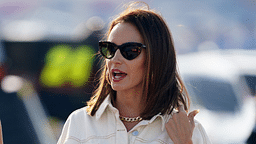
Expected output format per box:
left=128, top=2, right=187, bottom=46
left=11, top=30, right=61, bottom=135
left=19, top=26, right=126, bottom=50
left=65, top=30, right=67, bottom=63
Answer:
left=107, top=22, right=143, bottom=45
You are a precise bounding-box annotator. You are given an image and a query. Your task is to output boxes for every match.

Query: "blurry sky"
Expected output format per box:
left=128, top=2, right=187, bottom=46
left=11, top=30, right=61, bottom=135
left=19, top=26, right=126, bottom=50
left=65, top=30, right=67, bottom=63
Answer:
left=0, top=0, right=255, bottom=53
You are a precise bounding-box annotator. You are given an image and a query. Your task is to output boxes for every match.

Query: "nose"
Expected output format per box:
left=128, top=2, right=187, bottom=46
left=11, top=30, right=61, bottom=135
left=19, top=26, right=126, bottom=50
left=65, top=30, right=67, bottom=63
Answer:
left=111, top=49, right=123, bottom=64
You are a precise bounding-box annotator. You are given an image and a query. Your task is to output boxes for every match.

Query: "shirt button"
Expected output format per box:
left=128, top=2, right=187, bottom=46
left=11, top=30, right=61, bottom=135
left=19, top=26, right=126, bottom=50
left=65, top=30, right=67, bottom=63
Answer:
left=132, top=130, right=139, bottom=136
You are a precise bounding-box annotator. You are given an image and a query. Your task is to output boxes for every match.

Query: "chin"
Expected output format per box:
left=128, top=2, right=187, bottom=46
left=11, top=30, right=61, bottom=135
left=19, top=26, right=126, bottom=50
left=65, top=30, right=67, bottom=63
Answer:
left=111, top=84, right=123, bottom=91
left=110, top=83, right=129, bottom=92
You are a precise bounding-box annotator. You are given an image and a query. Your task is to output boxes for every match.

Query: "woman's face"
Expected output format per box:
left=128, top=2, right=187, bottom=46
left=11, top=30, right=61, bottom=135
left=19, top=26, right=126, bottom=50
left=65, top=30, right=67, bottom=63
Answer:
left=106, top=22, right=146, bottom=92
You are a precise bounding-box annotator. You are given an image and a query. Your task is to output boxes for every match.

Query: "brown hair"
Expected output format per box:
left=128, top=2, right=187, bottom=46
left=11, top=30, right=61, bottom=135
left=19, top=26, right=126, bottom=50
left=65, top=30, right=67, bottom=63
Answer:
left=87, top=2, right=190, bottom=119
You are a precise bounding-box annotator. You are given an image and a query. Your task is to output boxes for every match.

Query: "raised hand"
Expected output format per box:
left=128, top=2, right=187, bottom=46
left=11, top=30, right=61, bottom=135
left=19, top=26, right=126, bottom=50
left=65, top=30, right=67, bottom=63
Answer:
left=165, top=105, right=199, bottom=144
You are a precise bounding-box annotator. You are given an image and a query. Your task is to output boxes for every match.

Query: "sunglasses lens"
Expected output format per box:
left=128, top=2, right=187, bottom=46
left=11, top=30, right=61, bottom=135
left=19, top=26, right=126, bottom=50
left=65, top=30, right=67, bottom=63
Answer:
left=100, top=43, right=115, bottom=59
left=122, top=45, right=141, bottom=60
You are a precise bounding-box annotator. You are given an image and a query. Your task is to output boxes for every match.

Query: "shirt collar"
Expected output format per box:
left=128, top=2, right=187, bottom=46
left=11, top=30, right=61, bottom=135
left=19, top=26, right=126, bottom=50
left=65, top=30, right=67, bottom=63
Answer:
left=147, top=113, right=167, bottom=131
left=95, top=94, right=113, bottom=120
left=145, top=110, right=177, bottom=131
left=95, top=94, right=174, bottom=131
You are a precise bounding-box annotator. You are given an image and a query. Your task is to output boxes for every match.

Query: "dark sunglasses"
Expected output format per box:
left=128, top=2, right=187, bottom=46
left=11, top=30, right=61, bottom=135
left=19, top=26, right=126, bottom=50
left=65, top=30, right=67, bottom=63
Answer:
left=99, top=41, right=146, bottom=60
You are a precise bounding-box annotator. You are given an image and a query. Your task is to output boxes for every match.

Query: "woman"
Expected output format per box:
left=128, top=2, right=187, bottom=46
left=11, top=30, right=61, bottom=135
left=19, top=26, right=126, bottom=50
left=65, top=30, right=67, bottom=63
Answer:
left=58, top=2, right=211, bottom=144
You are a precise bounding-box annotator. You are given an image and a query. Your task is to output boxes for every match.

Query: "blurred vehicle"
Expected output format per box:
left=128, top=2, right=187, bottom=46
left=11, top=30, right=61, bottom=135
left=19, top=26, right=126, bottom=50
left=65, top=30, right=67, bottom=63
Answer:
left=177, top=50, right=256, bottom=144
left=221, top=49, right=256, bottom=96
left=218, top=49, right=256, bottom=144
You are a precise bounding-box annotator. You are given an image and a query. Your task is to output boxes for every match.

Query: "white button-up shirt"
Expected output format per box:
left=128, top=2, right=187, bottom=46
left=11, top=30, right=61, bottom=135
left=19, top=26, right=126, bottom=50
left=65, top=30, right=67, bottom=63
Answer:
left=57, top=95, right=211, bottom=144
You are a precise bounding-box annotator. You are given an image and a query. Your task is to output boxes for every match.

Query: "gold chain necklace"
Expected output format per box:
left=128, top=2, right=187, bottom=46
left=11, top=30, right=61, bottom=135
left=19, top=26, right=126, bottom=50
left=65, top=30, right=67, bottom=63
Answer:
left=119, top=115, right=143, bottom=122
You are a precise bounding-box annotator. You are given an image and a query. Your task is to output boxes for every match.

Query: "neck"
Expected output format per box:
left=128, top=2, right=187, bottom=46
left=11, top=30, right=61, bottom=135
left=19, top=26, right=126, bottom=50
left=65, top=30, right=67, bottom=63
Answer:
left=114, top=89, right=145, bottom=118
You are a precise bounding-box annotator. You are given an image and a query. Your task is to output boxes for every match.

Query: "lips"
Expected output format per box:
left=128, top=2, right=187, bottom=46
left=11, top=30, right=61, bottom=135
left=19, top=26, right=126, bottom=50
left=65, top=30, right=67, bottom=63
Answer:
left=111, top=69, right=127, bottom=82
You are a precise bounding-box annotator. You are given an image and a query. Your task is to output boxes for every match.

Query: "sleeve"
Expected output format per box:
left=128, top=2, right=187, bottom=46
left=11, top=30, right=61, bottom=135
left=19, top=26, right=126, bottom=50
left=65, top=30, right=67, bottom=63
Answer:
left=57, top=116, right=71, bottom=144
left=192, top=120, right=212, bottom=144
left=57, top=113, right=80, bottom=144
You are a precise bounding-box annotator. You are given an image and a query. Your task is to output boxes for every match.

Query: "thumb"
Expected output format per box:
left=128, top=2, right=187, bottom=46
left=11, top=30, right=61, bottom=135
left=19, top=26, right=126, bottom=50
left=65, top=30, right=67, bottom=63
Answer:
left=188, top=109, right=200, bottom=127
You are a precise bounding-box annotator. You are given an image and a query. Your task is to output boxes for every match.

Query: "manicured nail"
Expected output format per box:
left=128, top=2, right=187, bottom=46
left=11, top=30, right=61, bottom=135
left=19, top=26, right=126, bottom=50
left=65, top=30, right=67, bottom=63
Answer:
left=195, top=109, right=200, bottom=115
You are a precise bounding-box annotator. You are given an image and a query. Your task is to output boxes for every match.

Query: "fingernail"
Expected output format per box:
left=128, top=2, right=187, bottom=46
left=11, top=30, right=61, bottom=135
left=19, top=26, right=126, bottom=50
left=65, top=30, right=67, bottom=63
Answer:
left=195, top=109, right=200, bottom=115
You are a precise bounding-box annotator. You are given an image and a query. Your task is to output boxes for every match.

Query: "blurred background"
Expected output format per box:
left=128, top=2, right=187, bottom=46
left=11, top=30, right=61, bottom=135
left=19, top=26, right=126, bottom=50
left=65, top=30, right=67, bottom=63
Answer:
left=0, top=0, right=255, bottom=143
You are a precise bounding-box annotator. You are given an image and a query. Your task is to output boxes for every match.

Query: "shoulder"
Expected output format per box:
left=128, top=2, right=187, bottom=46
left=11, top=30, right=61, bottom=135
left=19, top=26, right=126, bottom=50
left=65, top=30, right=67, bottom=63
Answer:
left=57, top=107, right=88, bottom=143
left=63, top=106, right=95, bottom=131
left=194, top=120, right=207, bottom=136
left=192, top=120, right=212, bottom=144
left=67, top=106, right=93, bottom=123
left=69, top=106, right=88, bottom=118
left=57, top=106, right=94, bottom=143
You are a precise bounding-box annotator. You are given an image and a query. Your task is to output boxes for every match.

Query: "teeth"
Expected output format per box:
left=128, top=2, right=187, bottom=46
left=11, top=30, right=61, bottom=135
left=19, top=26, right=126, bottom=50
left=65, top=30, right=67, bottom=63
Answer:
left=112, top=70, right=127, bottom=79
left=114, top=76, right=122, bottom=79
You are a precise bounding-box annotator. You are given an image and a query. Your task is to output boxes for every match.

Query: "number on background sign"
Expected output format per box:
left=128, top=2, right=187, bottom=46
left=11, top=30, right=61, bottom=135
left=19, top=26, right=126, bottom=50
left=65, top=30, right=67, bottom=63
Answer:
left=40, top=45, right=95, bottom=87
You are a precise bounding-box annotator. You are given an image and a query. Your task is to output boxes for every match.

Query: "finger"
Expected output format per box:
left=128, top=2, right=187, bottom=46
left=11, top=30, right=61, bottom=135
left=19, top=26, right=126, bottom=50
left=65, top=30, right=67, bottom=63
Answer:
left=188, top=109, right=200, bottom=127
left=166, top=118, right=175, bottom=128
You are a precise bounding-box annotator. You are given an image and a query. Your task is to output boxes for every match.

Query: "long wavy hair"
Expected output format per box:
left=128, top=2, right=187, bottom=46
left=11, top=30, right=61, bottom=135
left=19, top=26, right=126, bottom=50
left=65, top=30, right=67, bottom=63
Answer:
left=87, top=2, right=190, bottom=120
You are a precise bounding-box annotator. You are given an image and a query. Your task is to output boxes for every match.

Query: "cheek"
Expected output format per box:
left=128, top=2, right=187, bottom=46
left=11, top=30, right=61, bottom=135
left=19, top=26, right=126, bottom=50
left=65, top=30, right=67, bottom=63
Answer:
left=141, top=58, right=146, bottom=70
left=137, top=60, right=146, bottom=75
left=140, top=65, right=145, bottom=75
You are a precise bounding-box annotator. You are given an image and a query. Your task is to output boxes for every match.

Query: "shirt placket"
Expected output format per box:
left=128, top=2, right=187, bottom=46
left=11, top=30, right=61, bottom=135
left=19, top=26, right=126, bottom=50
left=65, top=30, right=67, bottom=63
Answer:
left=128, top=127, right=142, bottom=144
left=113, top=109, right=129, bottom=144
